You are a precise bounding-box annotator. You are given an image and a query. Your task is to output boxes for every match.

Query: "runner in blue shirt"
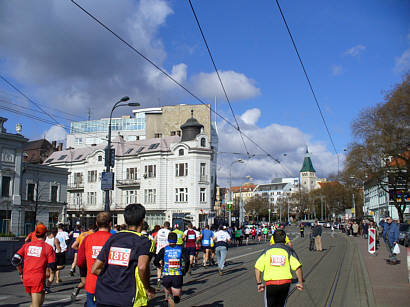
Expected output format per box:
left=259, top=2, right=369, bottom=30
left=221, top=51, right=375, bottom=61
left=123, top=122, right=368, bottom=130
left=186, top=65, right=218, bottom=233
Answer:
left=200, top=225, right=214, bottom=267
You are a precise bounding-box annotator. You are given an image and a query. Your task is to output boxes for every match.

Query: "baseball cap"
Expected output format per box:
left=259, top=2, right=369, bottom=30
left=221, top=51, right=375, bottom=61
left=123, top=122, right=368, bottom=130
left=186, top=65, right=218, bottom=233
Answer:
left=35, top=224, right=47, bottom=236
left=76, top=221, right=81, bottom=225
left=223, top=225, right=227, bottom=229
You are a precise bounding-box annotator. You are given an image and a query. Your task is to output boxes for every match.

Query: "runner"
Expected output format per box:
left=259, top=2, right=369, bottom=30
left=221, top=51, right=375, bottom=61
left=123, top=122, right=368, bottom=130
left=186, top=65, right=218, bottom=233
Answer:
left=141, top=222, right=156, bottom=261
left=70, top=225, right=95, bottom=302
left=25, top=221, right=44, bottom=243
left=155, top=221, right=171, bottom=288
left=251, top=227, right=257, bottom=241
left=234, top=227, right=242, bottom=246
left=77, top=212, right=112, bottom=307
left=12, top=224, right=56, bottom=307
left=154, top=232, right=190, bottom=307
left=299, top=222, right=305, bottom=238
left=244, top=226, right=251, bottom=245
left=69, top=221, right=82, bottom=276
left=200, top=225, right=214, bottom=267
left=212, top=225, right=231, bottom=276
left=270, top=225, right=293, bottom=248
left=194, top=227, right=201, bottom=266
left=92, top=203, right=155, bottom=307
left=257, top=226, right=262, bottom=243
left=55, top=224, right=69, bottom=283
left=183, top=223, right=198, bottom=275
left=255, top=230, right=303, bottom=307
left=172, top=224, right=184, bottom=246
left=44, top=228, right=61, bottom=294
left=262, top=225, right=269, bottom=242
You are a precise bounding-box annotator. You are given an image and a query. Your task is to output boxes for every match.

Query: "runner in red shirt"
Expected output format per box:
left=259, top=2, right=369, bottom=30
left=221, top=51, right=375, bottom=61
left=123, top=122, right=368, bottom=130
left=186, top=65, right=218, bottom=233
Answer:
left=12, top=224, right=56, bottom=307
left=77, top=212, right=112, bottom=307
left=25, top=222, right=45, bottom=243
left=183, top=223, right=198, bottom=275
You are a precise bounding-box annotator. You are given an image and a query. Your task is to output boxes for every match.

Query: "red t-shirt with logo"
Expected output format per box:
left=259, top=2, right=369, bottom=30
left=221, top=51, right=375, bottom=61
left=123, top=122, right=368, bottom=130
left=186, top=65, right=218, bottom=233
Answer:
left=185, top=229, right=197, bottom=248
left=17, top=240, right=56, bottom=286
left=77, top=231, right=112, bottom=294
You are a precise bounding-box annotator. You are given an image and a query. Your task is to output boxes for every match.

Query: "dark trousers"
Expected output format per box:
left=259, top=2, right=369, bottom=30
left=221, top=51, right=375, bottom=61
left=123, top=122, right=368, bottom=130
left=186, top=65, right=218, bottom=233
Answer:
left=265, top=283, right=291, bottom=307
left=300, top=231, right=304, bottom=237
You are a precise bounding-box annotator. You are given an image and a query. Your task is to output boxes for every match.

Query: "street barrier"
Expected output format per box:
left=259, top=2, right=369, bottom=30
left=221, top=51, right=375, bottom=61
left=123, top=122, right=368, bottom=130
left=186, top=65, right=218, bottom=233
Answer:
left=368, top=227, right=376, bottom=254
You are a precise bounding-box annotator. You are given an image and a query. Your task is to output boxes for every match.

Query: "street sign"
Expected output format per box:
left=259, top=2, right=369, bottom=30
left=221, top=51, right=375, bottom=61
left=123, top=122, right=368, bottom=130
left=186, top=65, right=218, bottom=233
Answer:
left=228, top=204, right=232, bottom=211
left=101, top=172, right=114, bottom=190
left=368, top=227, right=376, bottom=254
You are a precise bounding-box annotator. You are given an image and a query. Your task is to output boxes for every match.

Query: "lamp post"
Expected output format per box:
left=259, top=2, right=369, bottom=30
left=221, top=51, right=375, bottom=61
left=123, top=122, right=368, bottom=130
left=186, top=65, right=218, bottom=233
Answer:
left=104, top=97, right=140, bottom=212
left=239, top=176, right=253, bottom=226
left=229, top=159, right=244, bottom=227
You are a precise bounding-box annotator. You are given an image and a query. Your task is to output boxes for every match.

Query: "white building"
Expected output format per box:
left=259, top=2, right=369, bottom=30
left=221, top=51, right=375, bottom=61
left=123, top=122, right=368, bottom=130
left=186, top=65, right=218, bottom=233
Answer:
left=45, top=115, right=215, bottom=228
left=0, top=117, right=67, bottom=235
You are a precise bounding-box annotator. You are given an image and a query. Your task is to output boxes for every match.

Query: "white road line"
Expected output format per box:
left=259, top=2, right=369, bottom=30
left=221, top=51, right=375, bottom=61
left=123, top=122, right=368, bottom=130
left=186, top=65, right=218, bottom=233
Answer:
left=0, top=296, right=9, bottom=301
left=43, top=293, right=86, bottom=306
left=228, top=248, right=267, bottom=261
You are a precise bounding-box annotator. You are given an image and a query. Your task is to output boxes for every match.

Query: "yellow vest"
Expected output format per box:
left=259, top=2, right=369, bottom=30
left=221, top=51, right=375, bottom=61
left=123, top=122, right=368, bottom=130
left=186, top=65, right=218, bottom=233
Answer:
left=173, top=229, right=184, bottom=245
left=270, top=235, right=290, bottom=245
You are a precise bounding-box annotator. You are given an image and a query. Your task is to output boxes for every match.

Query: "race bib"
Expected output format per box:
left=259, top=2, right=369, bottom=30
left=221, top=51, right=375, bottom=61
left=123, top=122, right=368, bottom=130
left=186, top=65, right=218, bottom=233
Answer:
left=168, top=259, right=181, bottom=268
left=270, top=255, right=286, bottom=266
left=108, top=247, right=131, bottom=266
left=92, top=246, right=102, bottom=259
left=188, top=234, right=195, bottom=240
left=27, top=246, right=42, bottom=257
left=73, top=232, right=80, bottom=238
left=202, top=239, right=209, bottom=245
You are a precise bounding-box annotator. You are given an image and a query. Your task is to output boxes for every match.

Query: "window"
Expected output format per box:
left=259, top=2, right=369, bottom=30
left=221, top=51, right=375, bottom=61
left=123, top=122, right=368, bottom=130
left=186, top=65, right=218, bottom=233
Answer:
left=200, top=138, right=206, bottom=147
left=27, top=183, right=35, bottom=201
left=73, top=192, right=82, bottom=206
left=58, top=155, right=67, bottom=161
left=75, top=138, right=83, bottom=145
left=144, top=189, right=156, bottom=204
left=1, top=176, right=11, bottom=197
left=175, top=163, right=188, bottom=177
left=136, top=147, right=144, bottom=154
left=171, top=131, right=181, bottom=136
left=126, top=190, right=137, bottom=204
left=144, top=165, right=156, bottom=178
left=277, top=192, right=281, bottom=195
left=88, top=170, right=97, bottom=183
left=126, top=168, right=137, bottom=180
left=154, top=133, right=162, bottom=138
left=175, top=188, right=188, bottom=202
left=45, top=158, right=54, bottom=163
left=87, top=192, right=96, bottom=205
left=98, top=156, right=103, bottom=161
left=73, top=172, right=83, bottom=184
left=51, top=186, right=58, bottom=202
left=200, top=163, right=206, bottom=180
left=125, top=148, right=133, bottom=154
left=171, top=131, right=176, bottom=136
left=148, top=143, right=160, bottom=150
left=178, top=149, right=184, bottom=156
left=200, top=188, right=206, bottom=202
left=75, top=155, right=83, bottom=160
left=2, top=149, right=15, bottom=162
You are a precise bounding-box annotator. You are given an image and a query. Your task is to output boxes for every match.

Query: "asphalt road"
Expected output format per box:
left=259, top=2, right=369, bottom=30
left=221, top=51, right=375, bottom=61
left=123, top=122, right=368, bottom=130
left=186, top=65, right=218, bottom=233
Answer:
left=0, top=226, right=371, bottom=307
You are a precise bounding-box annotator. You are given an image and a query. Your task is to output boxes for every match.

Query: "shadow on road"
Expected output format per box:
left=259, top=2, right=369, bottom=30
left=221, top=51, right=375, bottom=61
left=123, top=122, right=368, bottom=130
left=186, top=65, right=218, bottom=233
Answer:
left=191, top=300, right=224, bottom=307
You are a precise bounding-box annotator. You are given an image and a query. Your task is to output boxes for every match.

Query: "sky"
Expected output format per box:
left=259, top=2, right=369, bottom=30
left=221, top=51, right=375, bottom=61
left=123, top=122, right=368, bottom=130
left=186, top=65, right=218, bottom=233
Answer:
left=0, top=0, right=409, bottom=187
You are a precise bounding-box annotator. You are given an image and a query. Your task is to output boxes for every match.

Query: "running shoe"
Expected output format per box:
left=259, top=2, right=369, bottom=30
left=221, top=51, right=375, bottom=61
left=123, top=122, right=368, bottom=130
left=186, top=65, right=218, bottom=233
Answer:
left=168, top=296, right=175, bottom=307
left=218, top=269, right=223, bottom=276
left=69, top=270, right=74, bottom=277
left=71, top=287, right=80, bottom=302
left=45, top=287, right=51, bottom=294
left=156, top=279, right=161, bottom=289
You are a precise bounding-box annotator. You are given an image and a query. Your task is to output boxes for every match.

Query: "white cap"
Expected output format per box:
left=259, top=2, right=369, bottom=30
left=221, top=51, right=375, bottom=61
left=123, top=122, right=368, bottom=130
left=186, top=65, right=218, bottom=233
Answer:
left=76, top=221, right=81, bottom=225
left=223, top=225, right=227, bottom=229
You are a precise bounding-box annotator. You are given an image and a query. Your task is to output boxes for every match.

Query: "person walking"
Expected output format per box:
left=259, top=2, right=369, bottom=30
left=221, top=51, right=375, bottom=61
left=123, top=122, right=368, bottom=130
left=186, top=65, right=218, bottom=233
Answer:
left=352, top=221, right=359, bottom=237
left=91, top=203, right=155, bottom=307
left=312, top=221, right=322, bottom=251
left=254, top=230, right=303, bottom=307
left=382, top=217, right=400, bottom=264
left=77, top=212, right=112, bottom=307
left=12, top=224, right=56, bottom=307
left=299, top=223, right=305, bottom=238
left=212, top=225, right=231, bottom=276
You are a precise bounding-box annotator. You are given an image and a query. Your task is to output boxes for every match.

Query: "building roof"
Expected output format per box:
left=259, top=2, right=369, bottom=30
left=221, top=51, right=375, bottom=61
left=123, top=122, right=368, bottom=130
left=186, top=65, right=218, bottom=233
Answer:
left=230, top=184, right=256, bottom=193
left=23, top=139, right=52, bottom=150
left=300, top=147, right=316, bottom=172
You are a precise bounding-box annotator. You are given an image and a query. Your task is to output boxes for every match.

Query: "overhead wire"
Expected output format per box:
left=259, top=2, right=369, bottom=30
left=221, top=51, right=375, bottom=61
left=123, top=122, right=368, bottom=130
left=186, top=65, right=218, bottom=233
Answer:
left=187, top=0, right=250, bottom=157
left=273, top=0, right=340, bottom=173
left=70, top=0, right=284, bottom=168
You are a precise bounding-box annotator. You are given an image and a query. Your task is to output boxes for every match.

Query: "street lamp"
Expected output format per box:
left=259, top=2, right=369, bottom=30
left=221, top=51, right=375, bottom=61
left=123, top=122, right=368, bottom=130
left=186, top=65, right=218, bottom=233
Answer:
left=239, top=176, right=253, bottom=225
left=104, top=97, right=140, bottom=212
left=229, top=159, right=244, bottom=227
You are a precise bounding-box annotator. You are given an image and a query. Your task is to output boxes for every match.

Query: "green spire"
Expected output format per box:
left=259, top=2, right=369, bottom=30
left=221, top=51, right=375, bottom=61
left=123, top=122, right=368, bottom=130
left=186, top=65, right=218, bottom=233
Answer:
left=300, top=147, right=316, bottom=172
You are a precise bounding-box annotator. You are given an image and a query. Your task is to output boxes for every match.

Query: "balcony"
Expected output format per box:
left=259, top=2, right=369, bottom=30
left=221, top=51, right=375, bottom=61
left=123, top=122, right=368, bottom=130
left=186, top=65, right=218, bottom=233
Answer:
left=199, top=175, right=208, bottom=184
left=67, top=183, right=84, bottom=191
left=116, top=178, right=140, bottom=188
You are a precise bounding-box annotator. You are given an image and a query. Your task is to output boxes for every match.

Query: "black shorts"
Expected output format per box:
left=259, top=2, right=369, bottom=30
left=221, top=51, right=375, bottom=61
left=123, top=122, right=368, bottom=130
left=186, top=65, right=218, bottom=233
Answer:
left=56, top=252, right=66, bottom=266
left=162, top=275, right=183, bottom=289
left=265, top=283, right=290, bottom=307
left=202, top=246, right=211, bottom=252
left=186, top=247, right=196, bottom=256
left=80, top=266, right=87, bottom=278
left=245, top=234, right=249, bottom=238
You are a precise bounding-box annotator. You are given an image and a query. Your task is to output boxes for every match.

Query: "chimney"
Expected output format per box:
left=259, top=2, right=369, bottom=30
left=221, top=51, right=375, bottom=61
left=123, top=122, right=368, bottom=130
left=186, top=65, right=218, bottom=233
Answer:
left=52, top=141, right=57, bottom=148
left=57, top=143, right=63, bottom=151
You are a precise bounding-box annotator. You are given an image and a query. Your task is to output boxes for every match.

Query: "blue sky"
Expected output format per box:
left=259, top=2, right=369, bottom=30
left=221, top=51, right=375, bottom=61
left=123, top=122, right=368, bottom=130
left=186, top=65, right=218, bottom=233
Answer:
left=0, top=0, right=409, bottom=185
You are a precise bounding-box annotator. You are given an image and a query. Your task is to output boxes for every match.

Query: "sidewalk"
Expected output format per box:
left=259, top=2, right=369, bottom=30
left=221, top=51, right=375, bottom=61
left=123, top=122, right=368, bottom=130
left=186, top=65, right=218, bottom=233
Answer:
left=356, top=236, right=410, bottom=307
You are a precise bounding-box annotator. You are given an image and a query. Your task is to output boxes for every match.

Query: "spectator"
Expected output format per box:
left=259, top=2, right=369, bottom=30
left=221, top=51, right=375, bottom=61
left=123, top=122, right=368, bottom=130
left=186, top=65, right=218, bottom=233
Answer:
left=352, top=221, right=359, bottom=237
left=382, top=217, right=400, bottom=264
left=362, top=221, right=369, bottom=239
left=312, top=221, right=322, bottom=251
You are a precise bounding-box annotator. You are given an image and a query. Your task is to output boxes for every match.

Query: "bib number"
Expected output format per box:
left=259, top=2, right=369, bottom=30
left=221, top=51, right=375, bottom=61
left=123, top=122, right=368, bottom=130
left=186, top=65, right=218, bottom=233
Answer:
left=108, top=247, right=131, bottom=266
left=168, top=259, right=181, bottom=268
left=188, top=234, right=195, bottom=240
left=203, top=239, right=209, bottom=245
left=92, top=246, right=102, bottom=259
left=270, top=255, right=285, bottom=266
left=27, top=246, right=42, bottom=257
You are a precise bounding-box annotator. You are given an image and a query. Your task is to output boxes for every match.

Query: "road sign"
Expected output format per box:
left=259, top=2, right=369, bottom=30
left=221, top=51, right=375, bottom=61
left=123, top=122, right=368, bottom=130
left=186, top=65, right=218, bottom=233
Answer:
left=368, top=227, right=376, bottom=254
left=101, top=172, right=114, bottom=190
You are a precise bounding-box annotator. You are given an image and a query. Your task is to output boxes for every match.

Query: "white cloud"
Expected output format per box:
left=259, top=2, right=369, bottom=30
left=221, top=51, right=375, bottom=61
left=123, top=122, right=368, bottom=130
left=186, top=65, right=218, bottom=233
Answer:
left=43, top=125, right=67, bottom=142
left=344, top=45, right=366, bottom=57
left=394, top=49, right=410, bottom=72
left=216, top=108, right=340, bottom=187
left=190, top=70, right=261, bottom=101
left=331, top=65, right=343, bottom=76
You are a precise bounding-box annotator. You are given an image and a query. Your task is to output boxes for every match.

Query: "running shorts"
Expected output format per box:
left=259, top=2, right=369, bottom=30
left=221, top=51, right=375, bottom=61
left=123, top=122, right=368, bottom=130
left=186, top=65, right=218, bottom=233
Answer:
left=56, top=252, right=66, bottom=266
left=186, top=247, right=196, bottom=256
left=264, top=283, right=290, bottom=307
left=162, top=275, right=183, bottom=289
left=24, top=283, right=45, bottom=294
left=201, top=246, right=211, bottom=252
left=80, top=266, right=87, bottom=278
left=244, top=234, right=249, bottom=238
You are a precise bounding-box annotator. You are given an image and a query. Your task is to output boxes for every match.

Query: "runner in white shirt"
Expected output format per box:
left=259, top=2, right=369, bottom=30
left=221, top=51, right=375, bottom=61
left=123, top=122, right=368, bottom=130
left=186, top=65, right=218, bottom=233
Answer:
left=155, top=221, right=171, bottom=289
left=212, top=225, right=231, bottom=276
left=55, top=224, right=69, bottom=283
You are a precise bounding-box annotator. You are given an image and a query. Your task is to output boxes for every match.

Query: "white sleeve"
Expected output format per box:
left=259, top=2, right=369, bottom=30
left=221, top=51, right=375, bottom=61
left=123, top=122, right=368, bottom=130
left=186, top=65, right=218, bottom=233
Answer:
left=183, top=230, right=188, bottom=236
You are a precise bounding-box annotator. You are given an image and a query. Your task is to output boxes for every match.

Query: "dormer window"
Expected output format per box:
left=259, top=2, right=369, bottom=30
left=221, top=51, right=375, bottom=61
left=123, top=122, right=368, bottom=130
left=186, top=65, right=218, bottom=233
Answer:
left=200, top=138, right=206, bottom=147
left=179, top=149, right=184, bottom=156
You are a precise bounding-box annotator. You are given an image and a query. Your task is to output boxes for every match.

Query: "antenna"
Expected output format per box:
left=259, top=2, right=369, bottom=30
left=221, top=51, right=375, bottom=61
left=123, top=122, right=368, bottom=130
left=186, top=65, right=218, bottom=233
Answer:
left=88, top=107, right=91, bottom=120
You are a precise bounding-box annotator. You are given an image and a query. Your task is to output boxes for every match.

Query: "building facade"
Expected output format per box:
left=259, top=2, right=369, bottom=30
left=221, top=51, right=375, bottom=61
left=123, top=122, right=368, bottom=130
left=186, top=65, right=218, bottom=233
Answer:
left=0, top=118, right=67, bottom=235
left=45, top=116, right=215, bottom=228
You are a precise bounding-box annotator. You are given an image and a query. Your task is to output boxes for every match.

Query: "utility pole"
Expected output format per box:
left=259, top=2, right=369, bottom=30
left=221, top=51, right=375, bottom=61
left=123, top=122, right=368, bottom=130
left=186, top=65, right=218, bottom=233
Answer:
left=287, top=198, right=290, bottom=223
left=352, top=193, right=356, bottom=218
left=321, top=196, right=324, bottom=220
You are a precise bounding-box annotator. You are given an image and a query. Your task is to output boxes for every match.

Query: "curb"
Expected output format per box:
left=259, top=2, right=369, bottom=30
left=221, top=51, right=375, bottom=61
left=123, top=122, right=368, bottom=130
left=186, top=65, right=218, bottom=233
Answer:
left=356, top=240, right=377, bottom=307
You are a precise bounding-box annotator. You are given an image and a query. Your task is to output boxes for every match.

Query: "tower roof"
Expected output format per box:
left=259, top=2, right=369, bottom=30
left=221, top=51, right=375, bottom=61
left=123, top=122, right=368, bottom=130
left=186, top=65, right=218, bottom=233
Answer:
left=300, top=147, right=316, bottom=172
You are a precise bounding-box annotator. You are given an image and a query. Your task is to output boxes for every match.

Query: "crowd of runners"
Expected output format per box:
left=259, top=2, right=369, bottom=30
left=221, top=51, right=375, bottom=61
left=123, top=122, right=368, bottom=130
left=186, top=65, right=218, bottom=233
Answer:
left=13, top=203, right=303, bottom=307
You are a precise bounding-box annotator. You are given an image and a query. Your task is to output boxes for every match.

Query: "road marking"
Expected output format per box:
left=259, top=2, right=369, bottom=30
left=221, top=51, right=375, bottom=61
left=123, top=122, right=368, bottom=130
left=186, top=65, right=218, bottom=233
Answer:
left=43, top=293, right=86, bottom=306
left=0, top=296, right=9, bottom=301
left=228, top=248, right=267, bottom=261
